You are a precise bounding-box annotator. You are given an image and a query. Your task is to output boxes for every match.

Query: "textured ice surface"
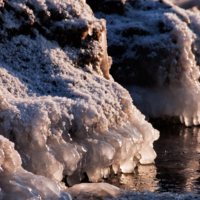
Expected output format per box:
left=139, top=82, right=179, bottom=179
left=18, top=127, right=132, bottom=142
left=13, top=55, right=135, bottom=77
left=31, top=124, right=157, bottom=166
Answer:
left=0, top=0, right=159, bottom=198
left=126, top=85, right=200, bottom=126
left=66, top=183, right=122, bottom=199
left=93, top=0, right=200, bottom=126
left=0, top=135, right=71, bottom=200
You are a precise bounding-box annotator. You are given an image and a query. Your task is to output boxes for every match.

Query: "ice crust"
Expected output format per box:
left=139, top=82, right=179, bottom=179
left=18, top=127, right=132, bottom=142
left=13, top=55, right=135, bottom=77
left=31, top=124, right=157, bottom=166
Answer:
left=93, top=0, right=200, bottom=126
left=66, top=183, right=122, bottom=199
left=0, top=135, right=71, bottom=200
left=0, top=0, right=159, bottom=198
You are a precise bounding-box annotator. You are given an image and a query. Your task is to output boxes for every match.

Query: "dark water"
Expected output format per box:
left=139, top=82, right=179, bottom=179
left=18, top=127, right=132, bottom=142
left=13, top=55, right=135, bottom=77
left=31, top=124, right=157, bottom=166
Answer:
left=106, top=125, right=200, bottom=194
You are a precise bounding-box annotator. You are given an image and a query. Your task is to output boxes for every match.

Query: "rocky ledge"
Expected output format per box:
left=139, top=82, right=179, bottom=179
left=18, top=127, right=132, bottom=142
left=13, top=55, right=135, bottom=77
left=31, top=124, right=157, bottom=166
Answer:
left=89, top=0, right=200, bottom=126
left=0, top=0, right=159, bottom=199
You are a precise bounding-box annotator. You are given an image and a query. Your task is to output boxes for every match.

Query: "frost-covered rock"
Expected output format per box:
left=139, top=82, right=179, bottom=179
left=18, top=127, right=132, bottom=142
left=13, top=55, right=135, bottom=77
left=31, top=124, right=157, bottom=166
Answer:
left=0, top=0, right=159, bottom=196
left=92, top=0, right=200, bottom=126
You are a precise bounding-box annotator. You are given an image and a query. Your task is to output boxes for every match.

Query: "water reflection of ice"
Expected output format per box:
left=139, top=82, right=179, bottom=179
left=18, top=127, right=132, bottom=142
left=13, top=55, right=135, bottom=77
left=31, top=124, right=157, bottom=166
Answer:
left=120, top=164, right=159, bottom=192
left=106, top=164, right=159, bottom=193
left=107, top=126, right=200, bottom=194
left=194, top=128, right=200, bottom=153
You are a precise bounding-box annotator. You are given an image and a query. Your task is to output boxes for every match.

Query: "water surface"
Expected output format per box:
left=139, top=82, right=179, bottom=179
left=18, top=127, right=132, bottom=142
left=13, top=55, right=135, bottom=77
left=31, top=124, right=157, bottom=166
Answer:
left=106, top=125, right=200, bottom=194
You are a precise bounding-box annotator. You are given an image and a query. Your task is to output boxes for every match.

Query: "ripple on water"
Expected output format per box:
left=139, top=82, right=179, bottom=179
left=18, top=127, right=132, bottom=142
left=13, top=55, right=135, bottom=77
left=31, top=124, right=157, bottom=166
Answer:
left=106, top=125, right=200, bottom=195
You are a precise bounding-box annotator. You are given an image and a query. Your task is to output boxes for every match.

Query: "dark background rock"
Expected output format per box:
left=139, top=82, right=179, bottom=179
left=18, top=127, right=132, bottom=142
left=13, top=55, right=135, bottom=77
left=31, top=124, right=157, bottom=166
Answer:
left=87, top=0, right=200, bottom=87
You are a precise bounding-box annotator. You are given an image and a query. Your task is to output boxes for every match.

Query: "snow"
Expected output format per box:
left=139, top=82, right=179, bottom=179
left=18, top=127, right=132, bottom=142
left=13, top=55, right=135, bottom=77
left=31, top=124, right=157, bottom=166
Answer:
left=0, top=0, right=159, bottom=198
left=94, top=0, right=200, bottom=126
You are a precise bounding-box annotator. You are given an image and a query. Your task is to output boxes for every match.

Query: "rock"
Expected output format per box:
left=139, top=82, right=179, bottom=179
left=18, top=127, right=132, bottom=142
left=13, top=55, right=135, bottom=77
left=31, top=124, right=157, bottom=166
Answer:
left=91, top=0, right=200, bottom=126
left=66, top=183, right=122, bottom=200
left=0, top=135, right=71, bottom=200
left=0, top=0, right=159, bottom=198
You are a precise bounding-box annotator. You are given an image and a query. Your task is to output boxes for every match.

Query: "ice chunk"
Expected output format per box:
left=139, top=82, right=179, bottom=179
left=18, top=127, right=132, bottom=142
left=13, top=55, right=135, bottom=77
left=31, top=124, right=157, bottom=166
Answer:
left=120, top=159, right=136, bottom=173
left=0, top=0, right=159, bottom=198
left=66, top=183, right=122, bottom=199
left=0, top=136, right=22, bottom=173
left=103, top=167, right=110, bottom=178
left=112, top=164, right=119, bottom=174
left=0, top=135, right=71, bottom=200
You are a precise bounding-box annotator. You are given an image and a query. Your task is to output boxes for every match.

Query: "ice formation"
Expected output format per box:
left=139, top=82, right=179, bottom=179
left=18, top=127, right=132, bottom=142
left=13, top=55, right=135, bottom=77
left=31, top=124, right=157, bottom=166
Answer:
left=66, top=183, right=122, bottom=199
left=92, top=0, right=200, bottom=126
left=0, top=135, right=71, bottom=200
left=0, top=0, right=159, bottom=198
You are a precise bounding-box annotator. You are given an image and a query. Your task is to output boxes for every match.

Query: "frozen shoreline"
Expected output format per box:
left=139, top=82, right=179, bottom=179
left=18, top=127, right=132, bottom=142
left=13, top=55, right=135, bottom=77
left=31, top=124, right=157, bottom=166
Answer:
left=0, top=0, right=159, bottom=199
left=1, top=0, right=200, bottom=199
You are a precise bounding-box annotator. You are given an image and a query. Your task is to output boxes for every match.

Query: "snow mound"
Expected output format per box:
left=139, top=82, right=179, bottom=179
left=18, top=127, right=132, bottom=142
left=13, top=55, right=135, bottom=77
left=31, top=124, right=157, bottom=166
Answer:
left=92, top=0, right=200, bottom=126
left=0, top=0, right=159, bottom=197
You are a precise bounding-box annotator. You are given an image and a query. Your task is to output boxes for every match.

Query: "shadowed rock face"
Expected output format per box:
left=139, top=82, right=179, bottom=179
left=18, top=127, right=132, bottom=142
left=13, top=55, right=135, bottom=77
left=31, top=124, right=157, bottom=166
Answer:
left=86, top=0, right=126, bottom=14
left=0, top=0, right=159, bottom=197
left=88, top=0, right=200, bottom=126
left=0, top=135, right=71, bottom=200
left=88, top=0, right=200, bottom=87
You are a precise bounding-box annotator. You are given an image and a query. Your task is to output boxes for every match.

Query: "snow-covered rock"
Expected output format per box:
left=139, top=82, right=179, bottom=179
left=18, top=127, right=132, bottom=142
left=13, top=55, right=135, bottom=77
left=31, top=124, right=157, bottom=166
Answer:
left=92, top=0, right=200, bottom=126
left=0, top=0, right=159, bottom=198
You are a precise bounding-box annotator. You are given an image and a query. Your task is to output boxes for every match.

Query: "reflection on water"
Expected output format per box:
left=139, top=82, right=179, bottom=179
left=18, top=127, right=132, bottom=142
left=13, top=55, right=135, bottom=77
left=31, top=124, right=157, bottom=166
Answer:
left=106, top=164, right=159, bottom=192
left=106, top=125, right=200, bottom=194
